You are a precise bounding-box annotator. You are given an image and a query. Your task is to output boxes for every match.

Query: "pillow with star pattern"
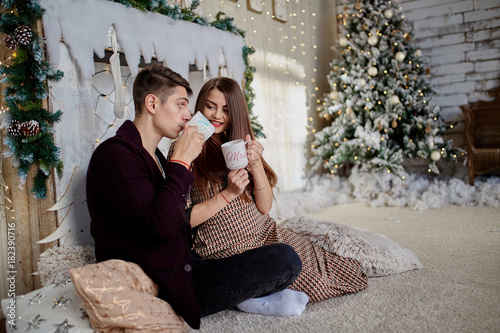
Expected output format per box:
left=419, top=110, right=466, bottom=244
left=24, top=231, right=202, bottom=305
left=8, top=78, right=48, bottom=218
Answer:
left=68, top=259, right=187, bottom=332
left=1, top=279, right=95, bottom=333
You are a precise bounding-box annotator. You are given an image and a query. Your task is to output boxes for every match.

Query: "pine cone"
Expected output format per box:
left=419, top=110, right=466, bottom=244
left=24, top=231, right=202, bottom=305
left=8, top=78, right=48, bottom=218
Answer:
left=7, top=120, right=22, bottom=137
left=3, top=35, right=19, bottom=50
left=21, top=120, right=41, bottom=136
left=14, top=25, right=33, bottom=46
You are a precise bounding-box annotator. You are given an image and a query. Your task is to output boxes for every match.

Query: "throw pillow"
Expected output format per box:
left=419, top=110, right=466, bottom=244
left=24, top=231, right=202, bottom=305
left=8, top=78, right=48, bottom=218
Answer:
left=69, top=259, right=187, bottom=332
left=280, top=216, right=423, bottom=277
left=37, top=245, right=96, bottom=286
left=1, top=279, right=94, bottom=332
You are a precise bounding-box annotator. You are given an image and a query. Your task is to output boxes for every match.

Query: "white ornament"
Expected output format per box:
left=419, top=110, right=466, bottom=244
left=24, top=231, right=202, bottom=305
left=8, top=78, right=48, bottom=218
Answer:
left=368, top=35, right=378, bottom=46
left=390, top=95, right=400, bottom=104
left=395, top=51, right=406, bottom=62
left=346, top=107, right=353, bottom=115
left=329, top=91, right=339, bottom=100
left=384, top=9, right=394, bottom=19
left=339, top=37, right=348, bottom=47
left=415, top=49, right=422, bottom=57
left=358, top=78, right=367, bottom=87
left=431, top=150, right=441, bottom=161
left=368, top=66, right=378, bottom=76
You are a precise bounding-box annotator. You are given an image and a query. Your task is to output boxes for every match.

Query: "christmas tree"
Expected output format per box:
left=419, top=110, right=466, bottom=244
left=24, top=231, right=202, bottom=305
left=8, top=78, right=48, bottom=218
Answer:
left=310, top=0, right=460, bottom=177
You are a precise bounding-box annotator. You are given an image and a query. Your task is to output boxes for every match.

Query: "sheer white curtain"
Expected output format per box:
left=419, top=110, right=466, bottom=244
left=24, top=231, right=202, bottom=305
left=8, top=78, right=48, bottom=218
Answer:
left=198, top=0, right=323, bottom=191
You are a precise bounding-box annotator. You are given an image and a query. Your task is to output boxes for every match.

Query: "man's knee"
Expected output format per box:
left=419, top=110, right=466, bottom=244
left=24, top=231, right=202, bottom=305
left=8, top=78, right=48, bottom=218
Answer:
left=267, top=243, right=302, bottom=278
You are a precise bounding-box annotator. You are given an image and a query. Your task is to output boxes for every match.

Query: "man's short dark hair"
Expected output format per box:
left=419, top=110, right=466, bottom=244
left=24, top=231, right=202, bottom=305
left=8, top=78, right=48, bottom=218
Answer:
left=133, top=64, right=193, bottom=116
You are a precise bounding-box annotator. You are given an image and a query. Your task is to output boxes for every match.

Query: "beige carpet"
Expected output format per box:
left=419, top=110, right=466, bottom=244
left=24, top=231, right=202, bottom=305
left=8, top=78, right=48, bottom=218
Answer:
left=190, top=203, right=500, bottom=333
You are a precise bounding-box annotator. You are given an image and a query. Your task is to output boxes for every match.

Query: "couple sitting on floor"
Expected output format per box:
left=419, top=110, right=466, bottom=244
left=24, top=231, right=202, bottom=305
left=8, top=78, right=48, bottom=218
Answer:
left=86, top=64, right=367, bottom=330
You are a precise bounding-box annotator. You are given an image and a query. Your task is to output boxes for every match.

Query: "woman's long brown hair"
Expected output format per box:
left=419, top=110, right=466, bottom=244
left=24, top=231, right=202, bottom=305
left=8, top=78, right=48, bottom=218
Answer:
left=191, top=77, right=277, bottom=201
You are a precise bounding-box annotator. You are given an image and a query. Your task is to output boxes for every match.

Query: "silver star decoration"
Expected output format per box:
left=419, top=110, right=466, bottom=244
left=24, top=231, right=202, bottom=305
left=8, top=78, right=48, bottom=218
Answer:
left=79, top=307, right=88, bottom=319
left=52, top=319, right=74, bottom=333
left=28, top=292, right=46, bottom=307
left=52, top=296, right=72, bottom=309
left=26, top=314, right=46, bottom=331
left=53, top=279, right=72, bottom=288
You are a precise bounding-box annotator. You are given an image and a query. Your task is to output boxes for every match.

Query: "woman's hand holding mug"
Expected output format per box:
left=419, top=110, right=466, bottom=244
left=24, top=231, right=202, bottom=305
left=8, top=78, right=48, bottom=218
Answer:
left=225, top=168, right=250, bottom=199
left=245, top=134, right=264, bottom=167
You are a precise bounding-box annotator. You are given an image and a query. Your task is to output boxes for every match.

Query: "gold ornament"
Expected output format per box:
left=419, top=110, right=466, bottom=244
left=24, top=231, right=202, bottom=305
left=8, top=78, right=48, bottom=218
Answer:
left=405, top=33, right=412, bottom=42
left=363, top=22, right=369, bottom=30
left=392, top=120, right=398, bottom=128
left=378, top=123, right=383, bottom=130
left=425, top=126, right=432, bottom=134
left=355, top=1, right=362, bottom=10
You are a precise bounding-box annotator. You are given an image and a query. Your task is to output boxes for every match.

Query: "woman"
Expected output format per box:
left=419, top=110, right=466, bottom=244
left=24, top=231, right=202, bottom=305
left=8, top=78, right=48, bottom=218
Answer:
left=169, top=77, right=368, bottom=303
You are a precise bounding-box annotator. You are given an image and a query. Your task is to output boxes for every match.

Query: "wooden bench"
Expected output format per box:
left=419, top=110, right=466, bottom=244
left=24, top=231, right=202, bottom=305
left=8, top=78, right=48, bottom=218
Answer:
left=460, top=96, right=500, bottom=185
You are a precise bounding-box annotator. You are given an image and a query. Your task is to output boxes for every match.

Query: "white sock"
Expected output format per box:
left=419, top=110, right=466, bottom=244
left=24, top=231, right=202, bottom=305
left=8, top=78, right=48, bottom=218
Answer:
left=236, top=289, right=309, bottom=316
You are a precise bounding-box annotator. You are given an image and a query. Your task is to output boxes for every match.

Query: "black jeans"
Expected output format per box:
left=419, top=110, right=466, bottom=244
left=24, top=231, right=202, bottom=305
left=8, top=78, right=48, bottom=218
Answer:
left=191, top=243, right=302, bottom=317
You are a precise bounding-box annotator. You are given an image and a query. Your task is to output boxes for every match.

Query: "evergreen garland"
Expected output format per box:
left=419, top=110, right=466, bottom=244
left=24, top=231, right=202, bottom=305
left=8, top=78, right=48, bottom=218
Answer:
left=0, top=0, right=64, bottom=199
left=0, top=0, right=263, bottom=199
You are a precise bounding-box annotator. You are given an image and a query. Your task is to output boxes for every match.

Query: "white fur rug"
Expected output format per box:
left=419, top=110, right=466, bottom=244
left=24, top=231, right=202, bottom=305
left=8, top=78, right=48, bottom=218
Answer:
left=271, top=169, right=500, bottom=220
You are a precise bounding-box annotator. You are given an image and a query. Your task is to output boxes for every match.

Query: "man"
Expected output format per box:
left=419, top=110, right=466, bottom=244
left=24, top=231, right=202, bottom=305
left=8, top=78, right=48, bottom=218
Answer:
left=86, top=65, right=302, bottom=329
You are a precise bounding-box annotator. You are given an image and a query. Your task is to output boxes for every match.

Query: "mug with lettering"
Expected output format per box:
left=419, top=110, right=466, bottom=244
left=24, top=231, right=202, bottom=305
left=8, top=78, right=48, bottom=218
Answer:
left=221, top=139, right=250, bottom=170
left=187, top=111, right=215, bottom=141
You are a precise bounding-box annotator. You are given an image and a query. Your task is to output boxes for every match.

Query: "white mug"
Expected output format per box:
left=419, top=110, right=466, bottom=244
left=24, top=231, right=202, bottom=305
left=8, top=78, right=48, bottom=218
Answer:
left=221, top=139, right=250, bottom=170
left=187, top=111, right=215, bottom=141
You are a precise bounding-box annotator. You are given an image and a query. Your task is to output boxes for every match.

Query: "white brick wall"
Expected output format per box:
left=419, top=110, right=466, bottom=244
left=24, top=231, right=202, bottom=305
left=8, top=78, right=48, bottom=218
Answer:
left=399, top=0, right=500, bottom=125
